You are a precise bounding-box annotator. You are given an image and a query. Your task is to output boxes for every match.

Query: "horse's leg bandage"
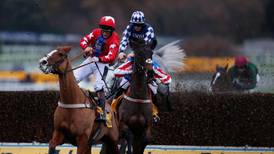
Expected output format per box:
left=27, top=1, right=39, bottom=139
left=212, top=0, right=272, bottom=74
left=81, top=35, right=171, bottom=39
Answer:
left=152, top=103, right=159, bottom=116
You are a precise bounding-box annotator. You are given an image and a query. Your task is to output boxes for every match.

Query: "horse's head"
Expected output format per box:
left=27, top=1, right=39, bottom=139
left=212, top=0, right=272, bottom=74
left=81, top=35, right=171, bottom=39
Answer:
left=129, top=39, right=153, bottom=75
left=130, top=39, right=153, bottom=61
left=210, top=64, right=230, bottom=92
left=39, top=46, right=72, bottom=74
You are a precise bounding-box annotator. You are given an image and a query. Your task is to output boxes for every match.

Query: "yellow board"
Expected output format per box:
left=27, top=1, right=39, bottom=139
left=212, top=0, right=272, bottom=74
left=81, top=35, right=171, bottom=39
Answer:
left=183, top=57, right=234, bottom=73
left=0, top=145, right=273, bottom=154
left=0, top=71, right=58, bottom=83
left=0, top=71, right=26, bottom=80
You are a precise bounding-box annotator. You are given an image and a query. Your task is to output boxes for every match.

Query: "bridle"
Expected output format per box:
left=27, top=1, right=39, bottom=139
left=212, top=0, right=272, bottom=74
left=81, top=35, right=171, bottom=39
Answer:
left=40, top=52, right=93, bottom=75
left=39, top=53, right=69, bottom=75
left=51, top=54, right=69, bottom=75
left=39, top=51, right=98, bottom=108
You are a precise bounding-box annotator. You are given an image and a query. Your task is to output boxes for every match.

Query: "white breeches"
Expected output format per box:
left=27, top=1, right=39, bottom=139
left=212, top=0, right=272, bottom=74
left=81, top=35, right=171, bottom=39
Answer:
left=73, top=57, right=108, bottom=92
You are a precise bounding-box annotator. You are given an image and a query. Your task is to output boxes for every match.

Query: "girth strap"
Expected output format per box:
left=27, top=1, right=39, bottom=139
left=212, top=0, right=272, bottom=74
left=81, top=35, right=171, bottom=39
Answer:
left=58, top=101, right=93, bottom=109
left=123, top=94, right=151, bottom=103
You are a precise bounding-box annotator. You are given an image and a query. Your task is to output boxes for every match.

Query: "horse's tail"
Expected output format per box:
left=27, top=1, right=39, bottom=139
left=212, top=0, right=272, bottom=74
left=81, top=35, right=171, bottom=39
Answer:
left=153, top=40, right=186, bottom=73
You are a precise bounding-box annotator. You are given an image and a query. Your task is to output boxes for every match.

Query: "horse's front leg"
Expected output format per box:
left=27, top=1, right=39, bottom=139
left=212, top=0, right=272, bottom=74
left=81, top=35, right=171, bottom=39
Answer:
left=48, top=130, right=64, bottom=154
left=133, top=127, right=152, bottom=154
left=144, top=126, right=152, bottom=146
left=76, top=134, right=91, bottom=154
left=104, top=118, right=119, bottom=154
left=101, top=136, right=119, bottom=154
left=100, top=139, right=119, bottom=154
left=84, top=147, right=91, bottom=154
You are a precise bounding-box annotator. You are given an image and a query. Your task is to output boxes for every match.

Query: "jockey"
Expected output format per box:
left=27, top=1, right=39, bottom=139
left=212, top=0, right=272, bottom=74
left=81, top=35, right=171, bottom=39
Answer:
left=114, top=11, right=171, bottom=124
left=228, top=56, right=259, bottom=91
left=74, top=16, right=119, bottom=121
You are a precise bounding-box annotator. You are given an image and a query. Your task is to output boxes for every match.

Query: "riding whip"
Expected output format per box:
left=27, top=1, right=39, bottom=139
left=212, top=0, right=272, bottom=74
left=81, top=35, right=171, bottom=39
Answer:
left=95, top=62, right=111, bottom=93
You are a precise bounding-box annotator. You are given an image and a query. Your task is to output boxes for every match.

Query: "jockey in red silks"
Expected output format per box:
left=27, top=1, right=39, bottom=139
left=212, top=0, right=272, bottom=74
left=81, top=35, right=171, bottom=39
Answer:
left=114, top=11, right=171, bottom=124
left=74, top=16, right=119, bottom=121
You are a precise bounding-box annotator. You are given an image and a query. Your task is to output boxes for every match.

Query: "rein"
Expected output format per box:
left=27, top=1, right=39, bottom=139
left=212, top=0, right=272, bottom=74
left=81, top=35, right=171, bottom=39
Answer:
left=66, top=52, right=93, bottom=73
left=53, top=52, right=95, bottom=74
left=50, top=53, right=98, bottom=109
left=66, top=60, right=95, bottom=73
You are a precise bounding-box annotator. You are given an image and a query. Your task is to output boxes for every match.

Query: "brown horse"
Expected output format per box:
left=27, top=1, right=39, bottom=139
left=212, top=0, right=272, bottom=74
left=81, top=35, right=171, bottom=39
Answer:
left=39, top=46, right=119, bottom=154
left=117, top=40, right=153, bottom=154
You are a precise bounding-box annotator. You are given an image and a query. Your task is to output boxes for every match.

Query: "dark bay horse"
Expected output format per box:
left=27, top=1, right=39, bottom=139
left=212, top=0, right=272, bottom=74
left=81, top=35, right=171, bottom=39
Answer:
left=39, top=46, right=119, bottom=154
left=117, top=41, right=153, bottom=154
left=106, top=40, right=187, bottom=111
left=210, top=64, right=237, bottom=93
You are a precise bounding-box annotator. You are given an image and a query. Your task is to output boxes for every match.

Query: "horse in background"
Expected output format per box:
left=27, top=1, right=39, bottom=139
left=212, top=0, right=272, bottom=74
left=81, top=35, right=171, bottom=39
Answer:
left=39, top=46, right=119, bottom=154
left=210, top=64, right=236, bottom=93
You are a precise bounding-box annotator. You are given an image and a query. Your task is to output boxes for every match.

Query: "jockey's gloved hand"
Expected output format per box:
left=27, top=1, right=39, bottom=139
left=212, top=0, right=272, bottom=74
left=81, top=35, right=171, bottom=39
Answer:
left=83, top=47, right=93, bottom=58
left=118, top=52, right=126, bottom=61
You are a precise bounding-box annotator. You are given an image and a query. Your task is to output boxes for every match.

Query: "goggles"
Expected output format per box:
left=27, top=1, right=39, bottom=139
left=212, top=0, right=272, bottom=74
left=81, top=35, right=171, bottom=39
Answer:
left=101, top=28, right=112, bottom=33
left=100, top=25, right=114, bottom=32
left=133, top=23, right=144, bottom=27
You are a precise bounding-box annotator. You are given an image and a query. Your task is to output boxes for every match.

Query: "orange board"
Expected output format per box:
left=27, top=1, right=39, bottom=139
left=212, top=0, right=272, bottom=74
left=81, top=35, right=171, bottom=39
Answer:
left=183, top=57, right=234, bottom=72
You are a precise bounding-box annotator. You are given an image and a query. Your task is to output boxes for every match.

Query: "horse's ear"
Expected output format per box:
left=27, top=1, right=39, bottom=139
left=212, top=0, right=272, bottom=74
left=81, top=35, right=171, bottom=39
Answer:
left=62, top=46, right=72, bottom=53
left=57, top=46, right=72, bottom=53
left=225, top=64, right=229, bottom=70
left=216, top=64, right=219, bottom=70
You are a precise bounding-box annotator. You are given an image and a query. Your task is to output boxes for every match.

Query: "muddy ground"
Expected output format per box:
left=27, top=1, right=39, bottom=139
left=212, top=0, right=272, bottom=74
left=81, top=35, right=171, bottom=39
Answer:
left=0, top=91, right=273, bottom=147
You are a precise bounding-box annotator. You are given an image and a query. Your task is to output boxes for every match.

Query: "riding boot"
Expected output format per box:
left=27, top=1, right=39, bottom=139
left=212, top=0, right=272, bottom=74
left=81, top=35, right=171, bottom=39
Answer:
left=147, top=69, right=155, bottom=83
left=96, top=90, right=106, bottom=121
left=152, top=93, right=158, bottom=106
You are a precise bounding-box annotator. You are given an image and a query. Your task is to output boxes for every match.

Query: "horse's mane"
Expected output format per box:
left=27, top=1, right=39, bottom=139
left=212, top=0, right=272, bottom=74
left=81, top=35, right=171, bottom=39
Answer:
left=153, top=40, right=186, bottom=73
